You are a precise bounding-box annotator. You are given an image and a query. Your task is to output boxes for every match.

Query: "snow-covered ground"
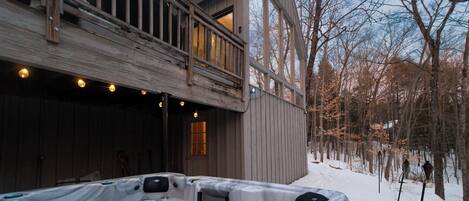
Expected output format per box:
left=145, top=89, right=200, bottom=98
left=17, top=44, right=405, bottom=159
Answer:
left=291, top=154, right=462, bottom=201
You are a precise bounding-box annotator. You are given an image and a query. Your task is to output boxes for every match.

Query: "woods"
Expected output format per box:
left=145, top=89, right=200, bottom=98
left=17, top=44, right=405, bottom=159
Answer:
left=293, top=0, right=469, bottom=199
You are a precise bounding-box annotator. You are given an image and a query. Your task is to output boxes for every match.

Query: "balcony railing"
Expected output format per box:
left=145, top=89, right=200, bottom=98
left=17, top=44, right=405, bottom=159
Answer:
left=67, top=0, right=244, bottom=87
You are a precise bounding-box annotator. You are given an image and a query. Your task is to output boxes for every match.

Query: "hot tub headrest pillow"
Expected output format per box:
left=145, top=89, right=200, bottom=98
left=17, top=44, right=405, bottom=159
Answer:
left=143, top=176, right=169, bottom=193
left=295, top=192, right=329, bottom=201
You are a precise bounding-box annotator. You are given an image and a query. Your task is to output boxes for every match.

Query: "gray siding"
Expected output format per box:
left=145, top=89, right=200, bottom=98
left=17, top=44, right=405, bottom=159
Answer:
left=168, top=108, right=244, bottom=179
left=242, top=88, right=307, bottom=184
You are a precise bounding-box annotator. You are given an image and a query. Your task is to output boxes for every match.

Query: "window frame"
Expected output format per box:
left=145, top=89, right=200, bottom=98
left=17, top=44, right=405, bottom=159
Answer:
left=190, top=121, right=208, bottom=157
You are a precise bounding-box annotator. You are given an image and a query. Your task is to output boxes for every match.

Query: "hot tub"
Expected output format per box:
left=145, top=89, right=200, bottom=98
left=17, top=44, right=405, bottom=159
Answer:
left=0, top=173, right=348, bottom=201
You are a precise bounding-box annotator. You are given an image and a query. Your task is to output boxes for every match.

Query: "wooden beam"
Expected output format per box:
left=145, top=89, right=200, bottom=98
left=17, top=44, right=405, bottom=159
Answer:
left=45, top=0, right=61, bottom=43
left=96, top=0, right=101, bottom=9
left=162, top=93, right=169, bottom=172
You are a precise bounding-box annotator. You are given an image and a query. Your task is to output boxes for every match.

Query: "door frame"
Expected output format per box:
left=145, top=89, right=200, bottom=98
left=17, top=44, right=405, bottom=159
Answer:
left=183, top=112, right=209, bottom=176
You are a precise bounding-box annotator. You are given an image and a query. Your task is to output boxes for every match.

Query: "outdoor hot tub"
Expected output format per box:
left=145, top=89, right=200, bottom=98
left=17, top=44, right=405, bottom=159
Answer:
left=0, top=173, right=348, bottom=201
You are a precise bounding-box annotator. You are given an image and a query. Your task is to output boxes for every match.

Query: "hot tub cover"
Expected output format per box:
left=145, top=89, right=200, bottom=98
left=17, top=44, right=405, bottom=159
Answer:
left=0, top=173, right=348, bottom=201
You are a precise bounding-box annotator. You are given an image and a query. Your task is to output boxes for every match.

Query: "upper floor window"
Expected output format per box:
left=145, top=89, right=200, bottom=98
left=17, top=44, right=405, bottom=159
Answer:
left=249, top=0, right=264, bottom=65
left=215, top=9, right=234, bottom=32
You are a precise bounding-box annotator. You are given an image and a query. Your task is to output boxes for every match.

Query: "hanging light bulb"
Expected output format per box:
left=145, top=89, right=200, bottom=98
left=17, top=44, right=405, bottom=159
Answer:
left=179, top=101, right=185, bottom=107
left=108, top=84, right=116, bottom=92
left=193, top=111, right=198, bottom=118
left=158, top=101, right=163, bottom=108
left=141, top=90, right=147, bottom=95
left=77, top=79, right=86, bottom=88
left=18, top=68, right=30, bottom=79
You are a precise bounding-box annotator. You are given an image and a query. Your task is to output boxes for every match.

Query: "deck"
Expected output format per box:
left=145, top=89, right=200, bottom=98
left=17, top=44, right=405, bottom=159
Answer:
left=0, top=0, right=246, bottom=111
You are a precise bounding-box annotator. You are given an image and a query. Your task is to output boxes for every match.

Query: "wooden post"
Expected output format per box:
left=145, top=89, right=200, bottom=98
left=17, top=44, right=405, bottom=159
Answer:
left=187, top=6, right=194, bottom=85
left=162, top=93, right=169, bottom=172
left=45, top=0, right=61, bottom=43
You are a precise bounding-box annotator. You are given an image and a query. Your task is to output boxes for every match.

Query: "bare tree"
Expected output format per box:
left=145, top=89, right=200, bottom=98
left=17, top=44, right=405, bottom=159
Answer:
left=462, top=18, right=469, bottom=201
left=399, top=0, right=464, bottom=198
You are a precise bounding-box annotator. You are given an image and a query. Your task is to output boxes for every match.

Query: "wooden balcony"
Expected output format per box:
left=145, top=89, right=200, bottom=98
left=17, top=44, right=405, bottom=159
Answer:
left=71, top=0, right=244, bottom=85
left=0, top=0, right=246, bottom=111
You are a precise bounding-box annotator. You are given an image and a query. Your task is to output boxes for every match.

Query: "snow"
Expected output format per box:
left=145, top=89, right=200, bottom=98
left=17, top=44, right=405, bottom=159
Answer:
left=291, top=154, right=462, bottom=201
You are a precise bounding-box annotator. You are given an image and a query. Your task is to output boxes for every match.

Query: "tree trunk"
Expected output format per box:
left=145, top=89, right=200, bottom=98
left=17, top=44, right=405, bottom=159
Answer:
left=462, top=18, right=469, bottom=201
left=384, top=149, right=394, bottom=181
left=306, top=0, right=323, bottom=164
left=430, top=48, right=445, bottom=199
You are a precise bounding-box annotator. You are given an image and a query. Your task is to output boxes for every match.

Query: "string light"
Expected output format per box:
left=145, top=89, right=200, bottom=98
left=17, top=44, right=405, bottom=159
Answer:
left=193, top=111, right=198, bottom=118
left=77, top=79, right=86, bottom=88
left=108, top=84, right=116, bottom=92
left=141, top=90, right=147, bottom=95
left=18, top=68, right=30, bottom=79
left=158, top=101, right=163, bottom=108
left=179, top=101, right=185, bottom=107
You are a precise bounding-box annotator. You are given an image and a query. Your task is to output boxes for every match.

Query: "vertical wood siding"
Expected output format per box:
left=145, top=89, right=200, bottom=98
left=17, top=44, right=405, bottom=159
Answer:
left=242, top=89, right=307, bottom=184
left=0, top=94, right=163, bottom=193
left=167, top=108, right=243, bottom=179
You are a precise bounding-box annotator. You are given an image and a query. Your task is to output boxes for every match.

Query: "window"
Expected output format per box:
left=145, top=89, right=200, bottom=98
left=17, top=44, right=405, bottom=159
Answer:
left=191, top=121, right=207, bottom=156
left=216, top=12, right=234, bottom=32
left=268, top=1, right=280, bottom=74
left=249, top=0, right=264, bottom=65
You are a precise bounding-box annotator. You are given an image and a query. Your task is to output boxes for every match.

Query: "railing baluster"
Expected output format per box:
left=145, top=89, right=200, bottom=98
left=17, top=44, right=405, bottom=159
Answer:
left=111, top=0, right=116, bottom=17
left=159, top=0, right=163, bottom=40
left=138, top=0, right=142, bottom=30
left=72, top=0, right=245, bottom=86
left=226, top=42, right=231, bottom=71
left=177, top=9, right=181, bottom=49
left=212, top=33, right=217, bottom=64
left=150, top=0, right=154, bottom=35
left=187, top=5, right=194, bottom=85
left=125, top=0, right=130, bottom=23
left=168, top=4, right=173, bottom=45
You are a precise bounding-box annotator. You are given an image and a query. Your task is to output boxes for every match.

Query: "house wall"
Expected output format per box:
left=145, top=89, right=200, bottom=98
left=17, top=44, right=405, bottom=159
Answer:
left=169, top=108, right=243, bottom=179
left=0, top=93, right=164, bottom=193
left=242, top=88, right=308, bottom=184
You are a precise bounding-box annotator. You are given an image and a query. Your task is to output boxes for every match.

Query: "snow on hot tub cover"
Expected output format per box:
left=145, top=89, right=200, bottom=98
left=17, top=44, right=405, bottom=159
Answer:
left=0, top=173, right=349, bottom=201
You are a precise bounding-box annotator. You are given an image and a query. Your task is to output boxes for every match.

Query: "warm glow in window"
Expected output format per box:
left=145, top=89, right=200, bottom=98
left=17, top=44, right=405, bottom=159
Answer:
left=217, top=12, right=233, bottom=32
left=191, top=121, right=207, bottom=156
